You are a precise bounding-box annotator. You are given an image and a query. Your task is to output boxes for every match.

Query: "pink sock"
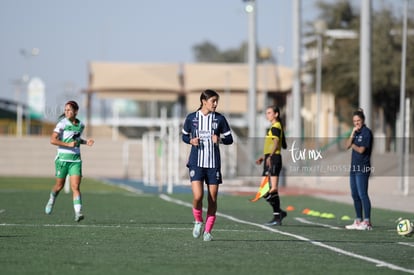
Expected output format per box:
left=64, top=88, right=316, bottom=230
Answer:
left=204, top=214, right=216, bottom=233
left=192, top=208, right=203, bottom=222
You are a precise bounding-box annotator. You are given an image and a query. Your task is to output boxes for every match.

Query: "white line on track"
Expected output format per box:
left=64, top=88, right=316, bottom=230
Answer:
left=398, top=242, right=414, bottom=248
left=295, top=217, right=343, bottom=229
left=0, top=223, right=263, bottom=233
left=160, top=194, right=414, bottom=274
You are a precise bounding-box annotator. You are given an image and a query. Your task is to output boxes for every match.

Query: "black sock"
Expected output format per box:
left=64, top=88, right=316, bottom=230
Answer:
left=265, top=192, right=281, bottom=213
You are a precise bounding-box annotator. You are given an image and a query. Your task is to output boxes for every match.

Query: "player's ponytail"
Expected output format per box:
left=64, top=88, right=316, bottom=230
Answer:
left=272, top=106, right=288, bottom=149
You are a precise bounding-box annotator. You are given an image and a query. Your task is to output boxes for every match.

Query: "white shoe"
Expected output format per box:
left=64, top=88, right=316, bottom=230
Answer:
left=75, top=212, right=84, bottom=222
left=45, top=199, right=54, bottom=215
left=203, top=232, right=213, bottom=242
left=192, top=221, right=203, bottom=238
left=357, top=221, right=373, bottom=231
left=345, top=220, right=361, bottom=230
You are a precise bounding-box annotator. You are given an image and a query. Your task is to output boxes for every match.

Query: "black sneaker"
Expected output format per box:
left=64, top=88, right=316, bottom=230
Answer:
left=281, top=210, right=287, bottom=221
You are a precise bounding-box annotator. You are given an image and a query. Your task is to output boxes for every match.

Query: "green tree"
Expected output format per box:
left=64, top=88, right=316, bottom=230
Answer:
left=192, top=41, right=250, bottom=63
left=307, top=0, right=414, bottom=142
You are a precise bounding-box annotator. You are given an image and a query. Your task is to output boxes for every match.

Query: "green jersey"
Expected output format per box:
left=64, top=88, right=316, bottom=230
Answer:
left=54, top=117, right=85, bottom=162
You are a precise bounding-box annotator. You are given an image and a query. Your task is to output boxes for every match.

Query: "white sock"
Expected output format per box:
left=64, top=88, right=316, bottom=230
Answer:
left=73, top=196, right=82, bottom=213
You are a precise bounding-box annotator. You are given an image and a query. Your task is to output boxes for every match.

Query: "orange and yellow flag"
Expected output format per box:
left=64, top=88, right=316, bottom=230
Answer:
left=249, top=175, right=270, bottom=202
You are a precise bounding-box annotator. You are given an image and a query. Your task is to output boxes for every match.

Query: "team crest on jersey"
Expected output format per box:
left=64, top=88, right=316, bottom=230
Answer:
left=212, top=121, right=218, bottom=131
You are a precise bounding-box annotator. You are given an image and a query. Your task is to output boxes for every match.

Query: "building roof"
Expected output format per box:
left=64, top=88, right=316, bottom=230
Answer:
left=86, top=61, right=293, bottom=114
left=87, top=62, right=182, bottom=101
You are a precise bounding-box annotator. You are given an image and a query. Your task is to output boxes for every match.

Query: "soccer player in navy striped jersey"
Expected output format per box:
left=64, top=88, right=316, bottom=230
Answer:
left=44, top=101, right=94, bottom=222
left=182, top=89, right=233, bottom=241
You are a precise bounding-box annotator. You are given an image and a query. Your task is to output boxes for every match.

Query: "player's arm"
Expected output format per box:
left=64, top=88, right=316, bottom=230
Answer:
left=181, top=116, right=192, bottom=144
left=256, top=156, right=264, bottom=165
left=79, top=138, right=94, bottom=146
left=220, top=131, right=233, bottom=145
left=182, top=118, right=200, bottom=146
left=350, top=144, right=366, bottom=154
left=268, top=127, right=281, bottom=156
left=218, top=117, right=233, bottom=145
left=50, top=131, right=76, bottom=148
left=346, top=128, right=369, bottom=154
left=345, top=128, right=356, bottom=149
left=269, top=136, right=280, bottom=156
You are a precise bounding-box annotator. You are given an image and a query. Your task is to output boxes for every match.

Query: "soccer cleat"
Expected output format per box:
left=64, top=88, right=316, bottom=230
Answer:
left=45, top=200, right=54, bottom=215
left=281, top=210, right=287, bottom=221
left=345, top=219, right=361, bottom=230
left=265, top=210, right=286, bottom=226
left=203, top=232, right=213, bottom=241
left=74, top=212, right=84, bottom=222
left=357, top=221, right=373, bottom=231
left=192, top=221, right=203, bottom=238
left=265, top=218, right=282, bottom=226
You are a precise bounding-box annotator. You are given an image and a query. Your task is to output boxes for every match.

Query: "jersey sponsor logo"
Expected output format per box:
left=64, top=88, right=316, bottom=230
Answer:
left=198, top=130, right=211, bottom=139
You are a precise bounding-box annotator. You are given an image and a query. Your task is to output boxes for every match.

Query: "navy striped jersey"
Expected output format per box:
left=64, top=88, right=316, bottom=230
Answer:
left=182, top=110, right=233, bottom=168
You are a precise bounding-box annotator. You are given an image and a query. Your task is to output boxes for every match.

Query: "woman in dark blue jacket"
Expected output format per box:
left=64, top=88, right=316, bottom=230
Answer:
left=345, top=108, right=373, bottom=231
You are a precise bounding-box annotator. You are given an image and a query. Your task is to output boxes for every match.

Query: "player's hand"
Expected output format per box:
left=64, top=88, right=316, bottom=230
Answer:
left=190, top=137, right=200, bottom=146
left=68, top=141, right=77, bottom=148
left=86, top=139, right=94, bottom=146
left=256, top=157, right=263, bottom=165
left=266, top=157, right=272, bottom=166
left=212, top=134, right=219, bottom=144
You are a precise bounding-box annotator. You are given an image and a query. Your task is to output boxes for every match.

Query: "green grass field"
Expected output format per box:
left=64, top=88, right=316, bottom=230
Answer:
left=1, top=177, right=413, bottom=275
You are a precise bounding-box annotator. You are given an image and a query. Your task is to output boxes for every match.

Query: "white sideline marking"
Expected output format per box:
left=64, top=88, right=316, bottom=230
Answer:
left=160, top=194, right=414, bottom=274
left=398, top=242, right=414, bottom=248
left=0, top=223, right=263, bottom=233
left=295, top=217, right=342, bottom=229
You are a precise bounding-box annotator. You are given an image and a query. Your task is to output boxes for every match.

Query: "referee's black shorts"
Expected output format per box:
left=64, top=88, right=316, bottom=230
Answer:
left=262, top=154, right=282, bottom=176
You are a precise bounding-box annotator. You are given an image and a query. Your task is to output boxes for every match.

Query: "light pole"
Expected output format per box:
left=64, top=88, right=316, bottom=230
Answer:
left=244, top=0, right=257, bottom=139
left=359, top=0, right=372, bottom=128
left=292, top=0, right=302, bottom=139
left=243, top=0, right=257, bottom=173
left=17, top=47, right=40, bottom=136
left=313, top=20, right=326, bottom=139
left=398, top=0, right=409, bottom=195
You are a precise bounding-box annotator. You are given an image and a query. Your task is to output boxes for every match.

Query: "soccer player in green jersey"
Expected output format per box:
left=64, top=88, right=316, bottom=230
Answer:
left=44, top=100, right=94, bottom=222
